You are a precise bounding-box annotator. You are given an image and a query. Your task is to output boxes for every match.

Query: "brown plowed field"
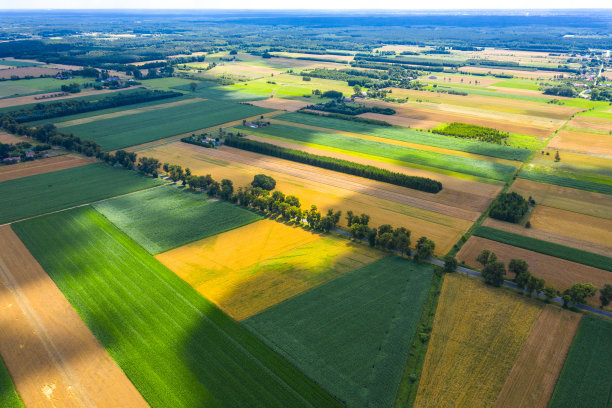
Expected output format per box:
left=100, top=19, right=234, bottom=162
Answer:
left=493, top=306, right=582, bottom=408
left=247, top=98, right=311, bottom=111
left=482, top=216, right=612, bottom=258
left=358, top=111, right=439, bottom=130
left=144, top=142, right=471, bottom=253
left=510, top=179, right=612, bottom=220
left=456, top=236, right=610, bottom=306
left=0, top=155, right=94, bottom=182
left=548, top=130, right=612, bottom=155
left=0, top=225, right=148, bottom=408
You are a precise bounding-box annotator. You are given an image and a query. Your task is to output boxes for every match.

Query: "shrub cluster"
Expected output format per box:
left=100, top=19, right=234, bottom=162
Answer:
left=224, top=135, right=442, bottom=193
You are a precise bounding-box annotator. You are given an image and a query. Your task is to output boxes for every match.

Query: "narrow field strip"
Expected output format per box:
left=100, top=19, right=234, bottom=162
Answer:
left=0, top=155, right=94, bottom=182
left=520, top=170, right=612, bottom=195
left=0, top=356, right=23, bottom=408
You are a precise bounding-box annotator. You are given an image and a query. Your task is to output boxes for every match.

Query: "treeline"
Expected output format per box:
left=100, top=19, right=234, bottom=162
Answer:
left=432, top=122, right=509, bottom=144
left=543, top=85, right=577, bottom=97
left=10, top=89, right=182, bottom=123
left=224, top=135, right=443, bottom=193
left=353, top=56, right=448, bottom=72
left=301, top=68, right=382, bottom=87
left=297, top=110, right=392, bottom=127
left=0, top=116, right=102, bottom=157
left=306, top=101, right=395, bottom=116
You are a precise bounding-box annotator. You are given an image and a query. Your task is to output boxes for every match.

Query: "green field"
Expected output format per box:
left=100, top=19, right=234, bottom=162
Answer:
left=12, top=207, right=341, bottom=408
left=243, top=256, right=434, bottom=408
left=474, top=226, right=612, bottom=271
left=0, top=163, right=164, bottom=224
left=172, top=81, right=268, bottom=101
left=0, top=77, right=92, bottom=98
left=0, top=356, right=23, bottom=408
left=240, top=122, right=518, bottom=181
left=59, top=99, right=271, bottom=150
left=519, top=170, right=612, bottom=195
left=277, top=112, right=531, bottom=160
left=93, top=185, right=262, bottom=254
left=0, top=59, right=41, bottom=67
left=549, top=316, right=612, bottom=408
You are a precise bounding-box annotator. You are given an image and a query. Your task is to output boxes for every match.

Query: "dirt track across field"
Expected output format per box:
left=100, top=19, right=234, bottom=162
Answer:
left=493, top=306, right=581, bottom=408
left=0, top=226, right=148, bottom=408
left=0, top=155, right=94, bottom=182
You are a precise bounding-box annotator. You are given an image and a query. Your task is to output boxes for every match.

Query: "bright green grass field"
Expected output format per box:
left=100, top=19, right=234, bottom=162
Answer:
left=0, top=356, right=23, bottom=408
left=240, top=123, right=517, bottom=181
left=519, top=170, right=612, bottom=196
left=0, top=163, right=164, bottom=224
left=549, top=316, right=612, bottom=408
left=474, top=226, right=612, bottom=272
left=93, top=185, right=262, bottom=254
left=0, top=77, right=92, bottom=98
left=243, top=256, right=434, bottom=408
left=12, top=207, right=341, bottom=408
left=59, top=99, right=271, bottom=150
left=277, top=112, right=532, bottom=161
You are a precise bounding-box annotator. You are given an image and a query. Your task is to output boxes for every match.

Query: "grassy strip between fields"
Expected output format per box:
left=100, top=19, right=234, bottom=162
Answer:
left=519, top=170, right=612, bottom=196
left=549, top=316, right=612, bottom=408
left=12, top=207, right=342, bottom=408
left=0, top=356, right=23, bottom=408
left=393, top=268, right=444, bottom=408
left=474, top=226, right=612, bottom=272
left=278, top=112, right=531, bottom=161
left=0, top=163, right=165, bottom=225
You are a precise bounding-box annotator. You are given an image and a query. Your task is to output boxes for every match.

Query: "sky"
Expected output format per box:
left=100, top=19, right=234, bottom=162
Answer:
left=3, top=0, right=612, bottom=9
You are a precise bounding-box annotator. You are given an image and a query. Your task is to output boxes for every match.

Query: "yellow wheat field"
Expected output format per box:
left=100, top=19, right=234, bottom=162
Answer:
left=414, top=274, right=542, bottom=408
left=156, top=219, right=382, bottom=320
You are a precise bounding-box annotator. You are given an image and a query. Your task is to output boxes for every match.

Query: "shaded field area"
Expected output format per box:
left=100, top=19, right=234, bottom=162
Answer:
left=0, top=356, right=22, bottom=408
left=456, top=236, right=610, bottom=306
left=276, top=112, right=530, bottom=161
left=94, top=185, right=261, bottom=254
left=414, top=274, right=542, bottom=408
left=240, top=122, right=518, bottom=181
left=12, top=207, right=342, bottom=408
left=0, top=163, right=164, bottom=224
left=549, top=316, right=612, bottom=408
left=0, top=225, right=148, bottom=408
left=0, top=154, right=94, bottom=182
left=58, top=99, right=271, bottom=150
left=474, top=226, right=612, bottom=271
left=493, top=306, right=582, bottom=408
left=244, top=257, right=434, bottom=408
left=157, top=219, right=382, bottom=320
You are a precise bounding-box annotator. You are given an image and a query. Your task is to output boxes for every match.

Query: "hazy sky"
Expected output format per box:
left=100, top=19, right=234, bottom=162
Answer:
left=3, top=0, right=612, bottom=9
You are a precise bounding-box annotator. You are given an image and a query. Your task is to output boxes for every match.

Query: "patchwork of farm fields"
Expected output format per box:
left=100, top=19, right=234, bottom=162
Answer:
left=12, top=207, right=342, bottom=408
left=141, top=142, right=472, bottom=253
left=57, top=99, right=271, bottom=150
left=94, top=185, right=261, bottom=254
left=0, top=163, right=164, bottom=224
left=414, top=274, right=542, bottom=408
left=549, top=316, right=612, bottom=408
left=157, top=219, right=383, bottom=320
left=244, top=256, right=433, bottom=408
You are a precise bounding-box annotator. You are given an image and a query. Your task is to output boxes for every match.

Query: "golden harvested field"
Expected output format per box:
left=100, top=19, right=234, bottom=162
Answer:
left=414, top=274, right=542, bottom=408
left=206, top=63, right=285, bottom=78
left=459, top=66, right=563, bottom=79
left=493, top=306, right=582, bottom=408
left=0, top=66, right=67, bottom=79
left=535, top=149, right=612, bottom=172
left=55, top=97, right=204, bottom=128
left=423, top=73, right=500, bottom=86
left=482, top=216, right=612, bottom=258
left=156, top=219, right=382, bottom=320
left=358, top=111, right=439, bottom=129
left=247, top=98, right=311, bottom=111
left=0, top=225, right=148, bottom=408
left=143, top=142, right=471, bottom=253
left=567, top=116, right=612, bottom=133
left=0, top=154, right=94, bottom=182
left=548, top=130, right=612, bottom=156
left=456, top=236, right=610, bottom=305
left=0, top=131, right=23, bottom=144
left=511, top=179, right=612, bottom=220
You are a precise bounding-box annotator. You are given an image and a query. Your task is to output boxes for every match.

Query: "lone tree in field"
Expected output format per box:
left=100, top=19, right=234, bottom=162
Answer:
left=482, top=261, right=506, bottom=287
left=251, top=174, right=276, bottom=191
left=599, top=284, right=612, bottom=308
left=476, top=249, right=497, bottom=268
left=554, top=150, right=561, bottom=162
left=189, top=82, right=198, bottom=92
left=443, top=254, right=457, bottom=273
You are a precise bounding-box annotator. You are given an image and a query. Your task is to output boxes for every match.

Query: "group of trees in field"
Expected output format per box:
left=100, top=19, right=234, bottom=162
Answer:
left=224, top=135, right=443, bottom=193
left=543, top=85, right=577, bottom=97
left=306, top=100, right=395, bottom=116
left=300, top=67, right=387, bottom=87
left=489, top=192, right=530, bottom=223
left=0, top=116, right=102, bottom=157
left=60, top=83, right=81, bottom=93
left=474, top=249, right=607, bottom=308
left=298, top=109, right=392, bottom=126
left=431, top=122, right=510, bottom=144
left=9, top=89, right=181, bottom=123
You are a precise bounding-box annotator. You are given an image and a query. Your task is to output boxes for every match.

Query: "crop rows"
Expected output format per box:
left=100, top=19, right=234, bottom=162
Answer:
left=520, top=170, right=612, bottom=196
